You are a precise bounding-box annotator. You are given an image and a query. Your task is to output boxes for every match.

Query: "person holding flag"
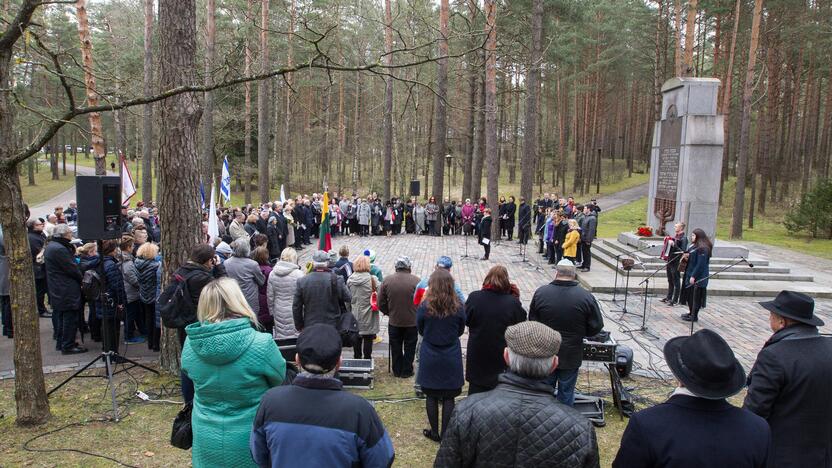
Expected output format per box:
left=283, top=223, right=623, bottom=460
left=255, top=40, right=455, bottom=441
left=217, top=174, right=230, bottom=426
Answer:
left=319, top=191, right=332, bottom=251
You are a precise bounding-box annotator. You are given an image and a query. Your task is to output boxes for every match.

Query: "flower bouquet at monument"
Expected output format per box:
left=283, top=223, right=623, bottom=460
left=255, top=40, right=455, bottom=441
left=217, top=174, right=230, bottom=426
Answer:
left=636, top=226, right=653, bottom=237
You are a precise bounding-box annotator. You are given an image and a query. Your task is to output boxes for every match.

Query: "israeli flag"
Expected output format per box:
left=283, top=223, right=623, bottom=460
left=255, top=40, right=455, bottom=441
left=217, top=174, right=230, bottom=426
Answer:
left=220, top=156, right=231, bottom=202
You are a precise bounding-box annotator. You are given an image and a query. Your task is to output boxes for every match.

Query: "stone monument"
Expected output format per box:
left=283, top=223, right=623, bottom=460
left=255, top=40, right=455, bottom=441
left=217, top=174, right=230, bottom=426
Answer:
left=647, top=77, right=723, bottom=239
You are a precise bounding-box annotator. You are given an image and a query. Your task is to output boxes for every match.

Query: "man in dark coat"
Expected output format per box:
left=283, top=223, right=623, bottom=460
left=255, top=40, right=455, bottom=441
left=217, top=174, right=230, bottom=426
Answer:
left=504, top=196, right=516, bottom=241
left=378, top=256, right=421, bottom=378
left=44, top=225, right=86, bottom=354
left=529, top=260, right=603, bottom=406
left=27, top=219, right=49, bottom=317
left=293, top=250, right=351, bottom=330
left=478, top=209, right=492, bottom=261
left=435, top=321, right=600, bottom=468
left=744, top=291, right=832, bottom=468
left=613, top=329, right=770, bottom=468
left=578, top=205, right=597, bottom=272
left=517, top=198, right=531, bottom=245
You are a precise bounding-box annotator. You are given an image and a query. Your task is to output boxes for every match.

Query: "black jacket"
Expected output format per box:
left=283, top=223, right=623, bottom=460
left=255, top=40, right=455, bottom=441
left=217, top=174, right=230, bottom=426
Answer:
left=434, top=372, right=599, bottom=468
left=175, top=262, right=227, bottom=325
left=667, top=233, right=689, bottom=268
left=528, top=280, right=604, bottom=369
left=28, top=230, right=46, bottom=279
left=101, top=255, right=126, bottom=317
left=266, top=217, right=286, bottom=259
left=554, top=219, right=568, bottom=246
left=744, top=324, right=832, bottom=468
left=517, top=203, right=531, bottom=230
left=478, top=216, right=492, bottom=243
left=43, top=237, right=82, bottom=311
left=613, top=394, right=770, bottom=468
left=504, top=202, right=516, bottom=226
left=464, top=289, right=526, bottom=389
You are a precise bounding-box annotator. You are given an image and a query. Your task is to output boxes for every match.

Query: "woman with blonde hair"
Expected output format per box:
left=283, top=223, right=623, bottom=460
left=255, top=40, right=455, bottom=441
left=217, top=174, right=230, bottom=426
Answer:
left=416, top=269, right=466, bottom=442
left=561, top=218, right=581, bottom=264
left=267, top=247, right=303, bottom=361
left=181, top=278, right=285, bottom=468
left=134, top=242, right=161, bottom=350
left=347, top=255, right=378, bottom=359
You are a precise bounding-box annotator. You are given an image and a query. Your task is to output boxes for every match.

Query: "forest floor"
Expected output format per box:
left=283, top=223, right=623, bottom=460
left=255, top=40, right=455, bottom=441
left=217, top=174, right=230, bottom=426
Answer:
left=597, top=177, right=832, bottom=260
left=0, top=359, right=678, bottom=467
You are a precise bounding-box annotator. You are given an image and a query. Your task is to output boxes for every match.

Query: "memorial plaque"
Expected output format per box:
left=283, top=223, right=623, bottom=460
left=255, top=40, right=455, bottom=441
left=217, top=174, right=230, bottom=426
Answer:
left=656, top=117, right=682, bottom=201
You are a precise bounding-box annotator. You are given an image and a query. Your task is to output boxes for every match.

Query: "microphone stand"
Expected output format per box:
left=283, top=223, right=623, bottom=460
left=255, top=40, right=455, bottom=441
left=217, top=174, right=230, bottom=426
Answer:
left=620, top=264, right=666, bottom=337
left=612, top=243, right=658, bottom=304
left=683, top=256, right=749, bottom=335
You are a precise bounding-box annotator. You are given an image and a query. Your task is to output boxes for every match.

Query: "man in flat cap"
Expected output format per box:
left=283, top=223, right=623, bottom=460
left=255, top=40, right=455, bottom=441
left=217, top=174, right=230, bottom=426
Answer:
left=434, top=321, right=599, bottom=468
left=613, top=329, right=770, bottom=468
left=744, top=290, right=832, bottom=468
left=251, top=324, right=395, bottom=468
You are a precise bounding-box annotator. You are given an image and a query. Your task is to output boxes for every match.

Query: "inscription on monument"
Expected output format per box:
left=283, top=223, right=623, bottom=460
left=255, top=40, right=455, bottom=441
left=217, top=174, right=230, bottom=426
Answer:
left=656, top=117, right=683, bottom=201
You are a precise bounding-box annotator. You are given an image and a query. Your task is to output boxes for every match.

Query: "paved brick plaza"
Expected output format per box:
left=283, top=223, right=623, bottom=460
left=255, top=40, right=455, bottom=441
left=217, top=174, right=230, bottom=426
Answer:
left=302, top=233, right=832, bottom=377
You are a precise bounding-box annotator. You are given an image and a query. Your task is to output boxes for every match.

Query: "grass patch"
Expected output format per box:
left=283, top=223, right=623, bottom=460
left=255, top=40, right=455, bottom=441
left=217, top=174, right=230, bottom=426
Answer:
left=20, top=163, right=77, bottom=207
left=596, top=177, right=832, bottom=260
left=0, top=359, right=685, bottom=467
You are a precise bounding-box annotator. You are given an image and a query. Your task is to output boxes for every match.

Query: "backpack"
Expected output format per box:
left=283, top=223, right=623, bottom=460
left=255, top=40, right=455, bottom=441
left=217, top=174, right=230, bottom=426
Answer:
left=81, top=269, right=105, bottom=302
left=158, top=270, right=199, bottom=329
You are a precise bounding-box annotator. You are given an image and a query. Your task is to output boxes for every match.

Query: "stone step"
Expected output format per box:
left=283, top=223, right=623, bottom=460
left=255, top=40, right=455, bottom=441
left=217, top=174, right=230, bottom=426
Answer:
left=593, top=242, right=787, bottom=274
left=597, top=239, right=771, bottom=266
left=577, top=270, right=832, bottom=299
left=590, top=244, right=809, bottom=281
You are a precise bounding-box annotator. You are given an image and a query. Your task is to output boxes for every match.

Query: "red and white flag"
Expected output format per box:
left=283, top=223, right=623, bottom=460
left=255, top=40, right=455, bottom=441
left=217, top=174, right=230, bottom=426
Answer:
left=120, top=152, right=136, bottom=206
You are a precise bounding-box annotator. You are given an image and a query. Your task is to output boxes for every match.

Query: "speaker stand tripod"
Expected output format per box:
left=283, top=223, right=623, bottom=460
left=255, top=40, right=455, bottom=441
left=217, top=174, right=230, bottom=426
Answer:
left=48, top=351, right=159, bottom=421
left=459, top=231, right=476, bottom=261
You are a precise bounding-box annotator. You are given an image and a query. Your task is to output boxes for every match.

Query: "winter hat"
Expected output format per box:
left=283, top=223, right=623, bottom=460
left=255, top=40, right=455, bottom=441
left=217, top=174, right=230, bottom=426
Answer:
left=395, top=256, right=412, bottom=271
left=363, top=249, right=377, bottom=263
left=215, top=242, right=232, bottom=256
left=505, top=321, right=562, bottom=358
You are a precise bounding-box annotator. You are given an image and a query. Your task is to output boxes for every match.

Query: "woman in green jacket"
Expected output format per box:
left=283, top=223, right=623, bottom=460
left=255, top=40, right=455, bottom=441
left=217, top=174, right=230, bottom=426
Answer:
left=181, top=277, right=286, bottom=468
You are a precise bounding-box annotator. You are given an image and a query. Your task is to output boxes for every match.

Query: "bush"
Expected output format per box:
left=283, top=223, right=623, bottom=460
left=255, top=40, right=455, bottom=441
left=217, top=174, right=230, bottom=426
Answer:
left=784, top=179, right=832, bottom=239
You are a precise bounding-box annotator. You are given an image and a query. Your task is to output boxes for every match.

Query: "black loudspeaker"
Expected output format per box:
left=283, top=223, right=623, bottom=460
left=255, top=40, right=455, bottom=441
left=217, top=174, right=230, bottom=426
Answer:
left=76, top=176, right=123, bottom=240
left=615, top=344, right=634, bottom=378
left=410, top=180, right=420, bottom=197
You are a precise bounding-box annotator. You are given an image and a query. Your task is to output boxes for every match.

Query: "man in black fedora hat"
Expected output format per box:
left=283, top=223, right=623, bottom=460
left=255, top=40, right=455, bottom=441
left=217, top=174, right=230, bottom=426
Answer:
left=744, top=290, right=832, bottom=468
left=613, top=329, right=770, bottom=468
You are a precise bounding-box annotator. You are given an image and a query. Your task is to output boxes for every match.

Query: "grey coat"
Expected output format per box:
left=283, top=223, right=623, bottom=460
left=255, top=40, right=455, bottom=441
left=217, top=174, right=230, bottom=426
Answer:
left=580, top=212, right=598, bottom=244
left=224, top=256, right=266, bottom=314
left=425, top=203, right=439, bottom=221
left=347, top=272, right=379, bottom=335
left=266, top=261, right=304, bottom=339
left=121, top=253, right=141, bottom=303
left=358, top=202, right=371, bottom=225
left=414, top=206, right=426, bottom=232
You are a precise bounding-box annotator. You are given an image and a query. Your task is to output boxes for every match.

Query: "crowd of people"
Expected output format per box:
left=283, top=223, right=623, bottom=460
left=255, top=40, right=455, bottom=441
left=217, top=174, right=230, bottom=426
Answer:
left=2, top=191, right=830, bottom=468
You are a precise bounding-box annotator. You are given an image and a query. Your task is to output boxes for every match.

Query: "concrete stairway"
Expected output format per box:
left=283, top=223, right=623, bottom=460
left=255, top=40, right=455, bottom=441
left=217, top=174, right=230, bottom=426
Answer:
left=578, top=238, right=832, bottom=298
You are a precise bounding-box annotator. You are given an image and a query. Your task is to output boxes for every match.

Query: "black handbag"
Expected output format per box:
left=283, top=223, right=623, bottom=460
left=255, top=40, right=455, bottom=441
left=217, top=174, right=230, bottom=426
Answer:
left=332, top=274, right=359, bottom=347
left=170, top=403, right=193, bottom=450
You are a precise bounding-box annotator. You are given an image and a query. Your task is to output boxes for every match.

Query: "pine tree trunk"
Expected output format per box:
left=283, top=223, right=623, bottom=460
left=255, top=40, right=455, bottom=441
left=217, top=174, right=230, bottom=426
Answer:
left=729, top=0, right=763, bottom=239
left=471, top=68, right=486, bottom=199
left=461, top=12, right=477, bottom=202
left=0, top=24, right=51, bottom=422
left=382, top=0, right=394, bottom=201
left=521, top=0, right=543, bottom=204
left=158, top=0, right=203, bottom=372
left=484, top=0, right=499, bottom=239
left=257, top=0, right=270, bottom=203
left=76, top=0, right=107, bottom=175
left=142, top=0, right=154, bottom=203
left=684, top=0, right=698, bottom=75
left=719, top=0, right=741, bottom=204
left=202, top=0, right=216, bottom=186
left=431, top=0, right=449, bottom=201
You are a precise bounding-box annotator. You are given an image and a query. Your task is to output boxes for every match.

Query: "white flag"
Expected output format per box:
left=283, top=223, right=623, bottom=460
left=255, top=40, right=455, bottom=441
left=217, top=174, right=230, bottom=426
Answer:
left=280, top=184, right=286, bottom=204
left=207, top=184, right=219, bottom=243
left=220, top=156, right=231, bottom=202
left=120, top=153, right=137, bottom=206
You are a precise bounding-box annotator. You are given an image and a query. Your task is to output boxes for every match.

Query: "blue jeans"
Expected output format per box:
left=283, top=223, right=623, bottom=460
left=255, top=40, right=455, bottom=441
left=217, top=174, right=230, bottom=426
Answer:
left=546, top=368, right=579, bottom=407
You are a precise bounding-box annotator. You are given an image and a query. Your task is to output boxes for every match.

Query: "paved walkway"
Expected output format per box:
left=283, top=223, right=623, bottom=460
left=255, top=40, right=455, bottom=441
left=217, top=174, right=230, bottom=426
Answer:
left=27, top=165, right=117, bottom=220
left=3, top=233, right=829, bottom=378
left=594, top=183, right=647, bottom=211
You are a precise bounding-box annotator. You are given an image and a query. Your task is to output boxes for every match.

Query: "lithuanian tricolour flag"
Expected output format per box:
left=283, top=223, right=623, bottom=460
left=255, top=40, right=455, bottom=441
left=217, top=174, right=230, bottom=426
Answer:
left=319, top=191, right=332, bottom=251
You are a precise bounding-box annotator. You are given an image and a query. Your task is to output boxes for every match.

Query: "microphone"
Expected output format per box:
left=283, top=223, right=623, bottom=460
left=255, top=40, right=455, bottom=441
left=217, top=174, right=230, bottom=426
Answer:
left=740, top=257, right=754, bottom=268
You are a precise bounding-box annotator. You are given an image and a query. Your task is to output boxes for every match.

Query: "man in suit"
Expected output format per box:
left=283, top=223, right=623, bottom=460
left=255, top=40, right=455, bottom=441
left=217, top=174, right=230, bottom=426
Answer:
left=613, top=329, right=770, bottom=468
left=744, top=291, right=832, bottom=468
